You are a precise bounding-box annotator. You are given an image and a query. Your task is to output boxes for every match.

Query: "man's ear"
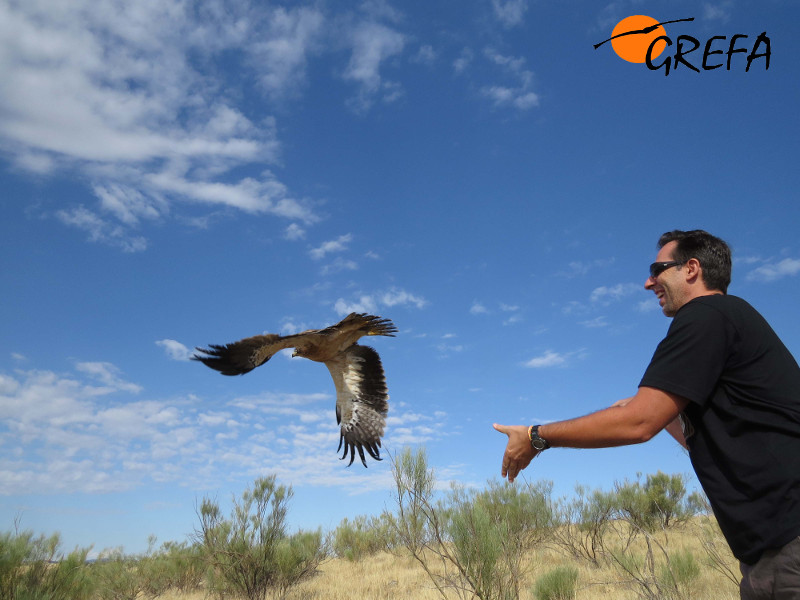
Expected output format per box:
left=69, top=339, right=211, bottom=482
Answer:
left=684, top=257, right=702, bottom=283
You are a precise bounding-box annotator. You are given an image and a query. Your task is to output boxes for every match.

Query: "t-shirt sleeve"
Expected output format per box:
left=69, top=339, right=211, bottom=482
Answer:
left=639, top=301, right=733, bottom=406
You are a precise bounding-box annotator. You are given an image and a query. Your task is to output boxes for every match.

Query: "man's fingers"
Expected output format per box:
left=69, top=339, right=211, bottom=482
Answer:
left=493, top=423, right=508, bottom=435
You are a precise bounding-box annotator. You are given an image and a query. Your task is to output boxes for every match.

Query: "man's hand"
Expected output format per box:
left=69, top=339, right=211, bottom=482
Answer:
left=492, top=423, right=538, bottom=482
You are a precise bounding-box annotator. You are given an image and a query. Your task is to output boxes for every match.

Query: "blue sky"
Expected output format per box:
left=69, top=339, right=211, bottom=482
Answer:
left=2, top=0, right=799, bottom=556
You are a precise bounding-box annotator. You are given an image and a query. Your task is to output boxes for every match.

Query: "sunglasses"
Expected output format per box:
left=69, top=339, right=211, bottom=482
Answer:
left=649, top=261, right=683, bottom=278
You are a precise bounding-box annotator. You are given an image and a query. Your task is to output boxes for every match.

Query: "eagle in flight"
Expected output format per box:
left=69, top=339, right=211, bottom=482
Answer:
left=193, top=313, right=397, bottom=467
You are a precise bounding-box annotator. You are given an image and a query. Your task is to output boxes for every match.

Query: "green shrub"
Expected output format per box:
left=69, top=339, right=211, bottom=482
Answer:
left=388, top=447, right=553, bottom=600
left=614, top=472, right=697, bottom=533
left=196, top=475, right=325, bottom=600
left=533, top=566, right=579, bottom=600
left=92, top=549, right=142, bottom=600
left=659, top=548, right=700, bottom=598
left=0, top=530, right=93, bottom=600
left=332, top=514, right=393, bottom=561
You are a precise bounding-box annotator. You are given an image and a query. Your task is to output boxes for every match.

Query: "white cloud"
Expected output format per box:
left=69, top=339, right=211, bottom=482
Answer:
left=524, top=350, right=568, bottom=368
left=320, top=257, right=359, bottom=275
left=285, top=223, right=306, bottom=240
left=56, top=206, right=148, bottom=253
left=703, top=2, right=733, bottom=23
left=75, top=362, right=143, bottom=394
left=334, top=295, right=379, bottom=315
left=491, top=0, right=528, bottom=28
left=560, top=258, right=615, bottom=278
left=249, top=7, right=325, bottom=100
left=343, top=22, right=405, bottom=111
left=480, top=48, right=539, bottom=110
left=579, top=316, right=608, bottom=328
left=747, top=258, right=800, bottom=283
left=334, top=286, right=427, bottom=316
left=412, top=44, right=436, bottom=65
left=590, top=283, right=640, bottom=304
left=381, top=288, right=427, bottom=309
left=638, top=299, right=660, bottom=313
left=453, top=47, right=473, bottom=73
left=470, top=301, right=488, bottom=315
left=436, top=343, right=465, bottom=355
left=309, top=233, right=353, bottom=260
left=156, top=339, right=194, bottom=361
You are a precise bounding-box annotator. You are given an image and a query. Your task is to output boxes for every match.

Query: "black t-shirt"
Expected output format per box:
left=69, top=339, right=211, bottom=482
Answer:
left=639, top=294, right=800, bottom=564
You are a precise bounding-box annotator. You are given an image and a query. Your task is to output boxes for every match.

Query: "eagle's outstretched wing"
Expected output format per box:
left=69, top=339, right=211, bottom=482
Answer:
left=326, top=344, right=389, bottom=467
left=192, top=333, right=298, bottom=375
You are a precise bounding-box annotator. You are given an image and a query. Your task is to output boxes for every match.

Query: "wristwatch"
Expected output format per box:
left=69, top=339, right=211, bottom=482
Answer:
left=529, top=425, right=550, bottom=451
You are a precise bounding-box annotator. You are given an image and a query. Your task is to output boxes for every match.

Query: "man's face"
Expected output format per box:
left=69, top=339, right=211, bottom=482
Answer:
left=645, top=241, right=687, bottom=317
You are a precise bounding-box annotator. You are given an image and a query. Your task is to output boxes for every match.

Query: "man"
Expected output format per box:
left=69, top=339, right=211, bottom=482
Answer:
left=494, top=230, right=800, bottom=599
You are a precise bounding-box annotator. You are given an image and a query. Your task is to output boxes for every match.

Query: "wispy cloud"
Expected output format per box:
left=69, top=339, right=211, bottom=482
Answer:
left=746, top=258, right=800, bottom=283
left=156, top=339, right=194, bottom=361
left=491, top=0, right=528, bottom=28
left=309, top=233, right=353, bottom=259
left=285, top=223, right=306, bottom=240
left=453, top=47, right=474, bottom=73
left=523, top=350, right=569, bottom=368
left=249, top=7, right=325, bottom=100
left=560, top=258, right=615, bottom=278
left=343, top=21, right=405, bottom=112
left=320, top=257, right=359, bottom=275
left=481, top=48, right=539, bottom=110
left=590, top=283, right=641, bottom=304
left=470, top=301, right=488, bottom=315
left=579, top=316, right=608, bottom=328
left=334, top=286, right=427, bottom=315
left=75, top=362, right=143, bottom=395
left=702, top=1, right=733, bottom=23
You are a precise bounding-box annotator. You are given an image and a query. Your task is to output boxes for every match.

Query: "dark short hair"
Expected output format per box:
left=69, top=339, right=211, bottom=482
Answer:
left=658, top=230, right=732, bottom=294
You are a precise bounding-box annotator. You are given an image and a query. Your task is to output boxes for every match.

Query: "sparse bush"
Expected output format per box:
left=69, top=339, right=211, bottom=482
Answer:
left=92, top=549, right=143, bottom=600
left=273, top=529, right=325, bottom=599
left=388, top=447, right=552, bottom=600
left=533, top=566, right=579, bottom=600
left=614, top=472, right=698, bottom=533
left=196, top=475, right=325, bottom=600
left=445, top=479, right=553, bottom=600
left=147, top=540, right=204, bottom=594
left=659, top=548, right=700, bottom=598
left=0, top=529, right=93, bottom=600
left=332, top=513, right=394, bottom=561
left=551, top=485, right=615, bottom=567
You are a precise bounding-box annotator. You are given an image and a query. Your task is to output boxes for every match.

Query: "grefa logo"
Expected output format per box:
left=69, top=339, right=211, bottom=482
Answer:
left=594, top=15, right=771, bottom=76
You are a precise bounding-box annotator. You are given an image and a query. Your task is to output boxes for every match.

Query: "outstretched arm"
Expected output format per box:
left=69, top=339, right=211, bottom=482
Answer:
left=493, top=387, right=689, bottom=482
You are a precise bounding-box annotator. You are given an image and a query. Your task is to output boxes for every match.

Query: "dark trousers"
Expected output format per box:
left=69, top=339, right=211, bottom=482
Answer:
left=740, top=536, right=800, bottom=599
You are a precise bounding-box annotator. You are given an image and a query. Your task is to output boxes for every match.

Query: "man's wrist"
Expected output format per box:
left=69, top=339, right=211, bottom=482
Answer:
left=528, top=425, right=550, bottom=451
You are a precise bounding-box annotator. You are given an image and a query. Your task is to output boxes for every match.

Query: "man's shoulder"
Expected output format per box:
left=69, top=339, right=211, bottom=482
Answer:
left=680, top=294, right=753, bottom=316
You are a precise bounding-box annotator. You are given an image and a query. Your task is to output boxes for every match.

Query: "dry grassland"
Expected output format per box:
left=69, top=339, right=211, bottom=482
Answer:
left=158, top=519, right=741, bottom=600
